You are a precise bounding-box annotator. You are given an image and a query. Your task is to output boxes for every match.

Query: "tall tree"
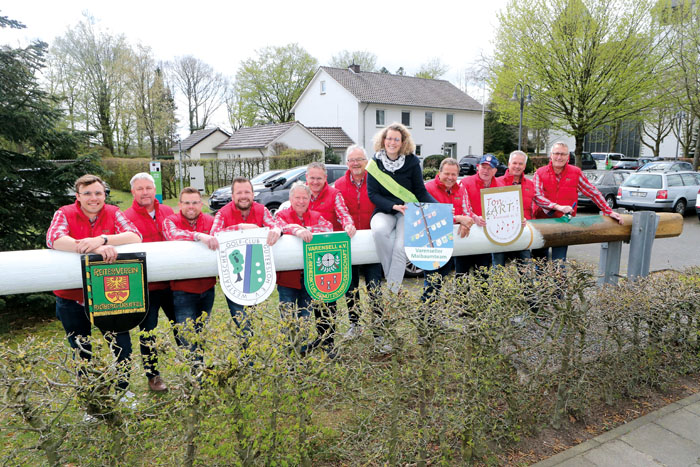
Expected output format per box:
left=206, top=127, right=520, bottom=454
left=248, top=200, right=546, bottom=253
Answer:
left=0, top=15, right=99, bottom=251
left=235, top=43, right=318, bottom=123
left=53, top=16, right=132, bottom=155
left=329, top=50, right=377, bottom=71
left=415, top=58, right=449, bottom=79
left=491, top=0, right=665, bottom=165
left=225, top=82, right=255, bottom=131
left=169, top=56, right=225, bottom=133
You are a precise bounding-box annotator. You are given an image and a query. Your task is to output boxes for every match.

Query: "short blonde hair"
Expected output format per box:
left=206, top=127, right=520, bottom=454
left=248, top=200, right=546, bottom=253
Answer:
left=372, top=122, right=416, bottom=156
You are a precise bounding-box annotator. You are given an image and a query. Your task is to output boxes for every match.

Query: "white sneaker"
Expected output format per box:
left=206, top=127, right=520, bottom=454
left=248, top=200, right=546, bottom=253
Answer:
left=374, top=336, right=393, bottom=354
left=119, top=390, right=138, bottom=410
left=344, top=323, right=363, bottom=340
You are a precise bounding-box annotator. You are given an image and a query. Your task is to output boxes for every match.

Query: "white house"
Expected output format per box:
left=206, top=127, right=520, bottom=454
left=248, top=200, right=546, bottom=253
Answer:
left=214, top=121, right=327, bottom=159
left=292, top=65, right=485, bottom=162
left=170, top=127, right=230, bottom=160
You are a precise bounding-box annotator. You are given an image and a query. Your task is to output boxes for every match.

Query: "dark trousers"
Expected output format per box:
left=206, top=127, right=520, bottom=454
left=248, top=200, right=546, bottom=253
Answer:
left=532, top=246, right=568, bottom=262
left=492, top=249, right=532, bottom=267
left=172, top=287, right=216, bottom=353
left=56, top=297, right=132, bottom=390
left=346, top=263, right=383, bottom=325
left=139, top=288, right=174, bottom=379
left=455, top=253, right=492, bottom=276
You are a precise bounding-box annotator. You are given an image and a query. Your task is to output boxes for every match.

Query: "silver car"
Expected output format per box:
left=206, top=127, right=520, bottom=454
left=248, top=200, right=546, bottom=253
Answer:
left=617, top=171, right=700, bottom=215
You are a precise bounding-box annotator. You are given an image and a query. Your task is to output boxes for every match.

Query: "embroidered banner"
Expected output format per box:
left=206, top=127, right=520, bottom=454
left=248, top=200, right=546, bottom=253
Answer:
left=303, top=232, right=351, bottom=302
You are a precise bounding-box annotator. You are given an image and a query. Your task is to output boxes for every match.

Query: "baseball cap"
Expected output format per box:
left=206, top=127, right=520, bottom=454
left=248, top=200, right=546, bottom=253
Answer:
left=478, top=154, right=499, bottom=168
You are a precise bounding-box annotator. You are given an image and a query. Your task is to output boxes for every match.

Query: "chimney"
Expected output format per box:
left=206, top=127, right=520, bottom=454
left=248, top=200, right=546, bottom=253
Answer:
left=348, top=63, right=360, bottom=74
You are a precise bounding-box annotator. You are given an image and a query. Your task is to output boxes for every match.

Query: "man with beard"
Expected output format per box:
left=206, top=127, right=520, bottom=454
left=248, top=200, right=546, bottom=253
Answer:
left=123, top=172, right=174, bottom=392
left=163, top=187, right=217, bottom=354
left=211, top=177, right=282, bottom=337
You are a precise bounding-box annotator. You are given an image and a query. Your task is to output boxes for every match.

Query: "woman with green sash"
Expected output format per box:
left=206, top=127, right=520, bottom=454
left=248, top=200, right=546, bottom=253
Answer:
left=367, top=123, right=436, bottom=293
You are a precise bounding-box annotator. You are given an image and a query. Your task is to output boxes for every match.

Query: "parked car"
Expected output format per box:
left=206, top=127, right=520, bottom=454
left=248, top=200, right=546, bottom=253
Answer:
left=208, top=169, right=285, bottom=213
left=637, top=161, right=694, bottom=173
left=578, top=170, right=630, bottom=209
left=617, top=171, right=700, bottom=215
left=253, top=164, right=348, bottom=214
left=569, top=151, right=597, bottom=170
left=696, top=189, right=700, bottom=221
left=611, top=158, right=643, bottom=171
left=591, top=152, right=624, bottom=170
left=458, top=155, right=507, bottom=177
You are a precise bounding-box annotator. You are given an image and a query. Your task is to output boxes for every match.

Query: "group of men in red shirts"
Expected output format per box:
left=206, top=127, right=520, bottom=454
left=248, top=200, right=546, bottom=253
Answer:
left=47, top=140, right=622, bottom=391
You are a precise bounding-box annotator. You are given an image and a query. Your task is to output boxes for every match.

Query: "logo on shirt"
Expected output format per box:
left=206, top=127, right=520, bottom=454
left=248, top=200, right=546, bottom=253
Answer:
left=217, top=229, right=276, bottom=306
left=304, top=232, right=351, bottom=302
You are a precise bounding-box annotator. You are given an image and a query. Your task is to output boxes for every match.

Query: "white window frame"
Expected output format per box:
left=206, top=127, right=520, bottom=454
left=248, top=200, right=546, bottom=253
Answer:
left=446, top=113, right=454, bottom=129
left=425, top=111, right=433, bottom=128
left=401, top=110, right=411, bottom=127
left=415, top=144, right=422, bottom=156
left=320, top=80, right=326, bottom=94
left=376, top=109, right=385, bottom=126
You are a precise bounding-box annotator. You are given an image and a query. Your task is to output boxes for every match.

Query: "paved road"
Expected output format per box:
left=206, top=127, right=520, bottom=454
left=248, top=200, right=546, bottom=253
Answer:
left=568, top=212, right=699, bottom=273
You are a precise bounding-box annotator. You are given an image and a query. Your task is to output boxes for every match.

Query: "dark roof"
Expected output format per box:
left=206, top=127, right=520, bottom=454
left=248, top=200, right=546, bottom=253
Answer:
left=307, top=127, right=354, bottom=148
left=319, top=66, right=482, bottom=111
left=215, top=122, right=313, bottom=150
left=170, top=127, right=230, bottom=152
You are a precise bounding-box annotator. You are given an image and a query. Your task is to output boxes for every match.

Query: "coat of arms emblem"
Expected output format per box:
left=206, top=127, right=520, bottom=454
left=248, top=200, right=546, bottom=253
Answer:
left=303, top=232, right=351, bottom=302
left=217, top=229, right=276, bottom=306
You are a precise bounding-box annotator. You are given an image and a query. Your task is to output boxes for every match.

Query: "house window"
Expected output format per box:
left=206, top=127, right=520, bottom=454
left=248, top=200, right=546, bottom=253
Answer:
left=320, top=80, right=326, bottom=94
left=376, top=109, right=385, bottom=126
left=401, top=111, right=411, bottom=127
left=415, top=144, right=422, bottom=156
left=446, top=113, right=454, bottom=129
left=443, top=143, right=457, bottom=158
left=425, top=111, right=433, bottom=128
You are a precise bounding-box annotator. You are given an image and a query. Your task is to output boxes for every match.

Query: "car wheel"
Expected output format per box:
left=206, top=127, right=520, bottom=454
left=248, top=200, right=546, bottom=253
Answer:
left=266, top=203, right=281, bottom=215
left=672, top=199, right=686, bottom=215
left=605, top=194, right=616, bottom=209
left=405, top=260, right=423, bottom=278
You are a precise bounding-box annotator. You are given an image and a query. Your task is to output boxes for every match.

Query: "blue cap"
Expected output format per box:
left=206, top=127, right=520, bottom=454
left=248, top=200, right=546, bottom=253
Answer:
left=478, top=154, right=499, bottom=168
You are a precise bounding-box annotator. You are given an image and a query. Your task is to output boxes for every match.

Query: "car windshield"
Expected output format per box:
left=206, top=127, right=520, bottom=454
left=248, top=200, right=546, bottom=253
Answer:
left=265, top=167, right=306, bottom=184
left=250, top=170, right=281, bottom=184
left=623, top=173, right=662, bottom=189
left=591, top=153, right=605, bottom=161
left=584, top=172, right=603, bottom=183
left=639, top=162, right=669, bottom=171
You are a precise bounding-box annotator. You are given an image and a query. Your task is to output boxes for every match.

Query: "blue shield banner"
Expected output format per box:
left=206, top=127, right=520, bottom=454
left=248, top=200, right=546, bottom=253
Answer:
left=404, top=202, right=454, bottom=271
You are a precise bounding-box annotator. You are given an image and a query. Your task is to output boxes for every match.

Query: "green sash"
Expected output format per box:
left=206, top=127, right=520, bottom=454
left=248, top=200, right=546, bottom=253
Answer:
left=366, top=159, right=419, bottom=204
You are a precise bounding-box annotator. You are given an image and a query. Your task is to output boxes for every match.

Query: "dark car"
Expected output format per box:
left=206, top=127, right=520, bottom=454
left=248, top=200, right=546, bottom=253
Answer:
left=569, top=151, right=597, bottom=171
left=458, top=156, right=507, bottom=177
left=637, top=161, right=694, bottom=173
left=208, top=169, right=285, bottom=213
left=253, top=164, right=347, bottom=214
left=578, top=170, right=630, bottom=209
left=611, top=158, right=643, bottom=170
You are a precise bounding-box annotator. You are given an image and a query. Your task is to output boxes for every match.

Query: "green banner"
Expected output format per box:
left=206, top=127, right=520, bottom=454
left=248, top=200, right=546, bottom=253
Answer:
left=303, top=232, right=351, bottom=302
left=150, top=161, right=163, bottom=203
left=81, top=253, right=149, bottom=333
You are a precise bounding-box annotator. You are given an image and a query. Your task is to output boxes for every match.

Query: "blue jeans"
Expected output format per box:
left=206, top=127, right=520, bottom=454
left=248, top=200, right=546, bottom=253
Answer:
left=56, top=296, right=132, bottom=390
left=346, top=263, right=383, bottom=324
left=225, top=296, right=253, bottom=338
left=422, top=258, right=455, bottom=302
left=173, top=287, right=216, bottom=352
left=277, top=286, right=312, bottom=319
left=532, top=246, right=568, bottom=262
left=139, top=288, right=173, bottom=379
left=492, top=249, right=532, bottom=267
left=455, top=253, right=492, bottom=276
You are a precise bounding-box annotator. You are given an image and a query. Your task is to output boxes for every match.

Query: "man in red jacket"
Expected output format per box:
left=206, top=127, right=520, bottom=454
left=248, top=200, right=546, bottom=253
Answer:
left=423, top=158, right=474, bottom=300
left=305, top=162, right=356, bottom=351
left=47, top=174, right=142, bottom=391
left=532, top=142, right=624, bottom=261
left=123, top=172, right=174, bottom=392
left=460, top=154, right=502, bottom=273
left=163, top=187, right=217, bottom=357
left=333, top=146, right=384, bottom=342
left=211, top=177, right=282, bottom=337
left=494, top=150, right=535, bottom=267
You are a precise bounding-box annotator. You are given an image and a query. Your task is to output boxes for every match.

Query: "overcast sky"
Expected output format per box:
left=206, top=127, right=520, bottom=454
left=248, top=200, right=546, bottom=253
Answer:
left=1, top=0, right=508, bottom=136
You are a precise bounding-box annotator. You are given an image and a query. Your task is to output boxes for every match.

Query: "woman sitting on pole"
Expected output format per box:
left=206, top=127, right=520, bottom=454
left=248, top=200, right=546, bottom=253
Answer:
left=367, top=123, right=436, bottom=293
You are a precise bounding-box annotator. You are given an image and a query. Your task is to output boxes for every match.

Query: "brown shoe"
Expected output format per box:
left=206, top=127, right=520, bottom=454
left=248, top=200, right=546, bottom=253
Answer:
left=148, top=375, right=168, bottom=392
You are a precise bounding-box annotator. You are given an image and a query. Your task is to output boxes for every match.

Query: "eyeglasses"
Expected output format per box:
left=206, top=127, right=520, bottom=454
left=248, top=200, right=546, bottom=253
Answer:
left=78, top=191, right=105, bottom=197
left=347, top=158, right=366, bottom=163
left=551, top=152, right=568, bottom=156
left=385, top=137, right=401, bottom=143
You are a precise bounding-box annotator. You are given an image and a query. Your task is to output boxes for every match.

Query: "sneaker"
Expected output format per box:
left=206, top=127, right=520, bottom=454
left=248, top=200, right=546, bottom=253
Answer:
left=344, top=323, right=363, bottom=340
left=119, top=390, right=138, bottom=410
left=374, top=336, right=393, bottom=354
left=148, top=375, right=168, bottom=392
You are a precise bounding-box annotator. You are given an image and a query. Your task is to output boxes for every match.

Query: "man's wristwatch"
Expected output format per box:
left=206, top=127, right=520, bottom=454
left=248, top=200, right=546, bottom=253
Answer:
left=101, top=235, right=108, bottom=245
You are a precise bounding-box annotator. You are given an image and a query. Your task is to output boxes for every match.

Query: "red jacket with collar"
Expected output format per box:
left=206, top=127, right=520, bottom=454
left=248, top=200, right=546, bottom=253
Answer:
left=53, top=202, right=120, bottom=301
left=425, top=174, right=469, bottom=219
left=497, top=170, right=535, bottom=220
left=123, top=199, right=174, bottom=290
left=275, top=207, right=325, bottom=289
left=309, top=182, right=343, bottom=231
left=217, top=201, right=266, bottom=227
left=333, top=171, right=374, bottom=230
left=166, top=212, right=217, bottom=294
left=533, top=163, right=581, bottom=219
left=460, top=174, right=502, bottom=217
